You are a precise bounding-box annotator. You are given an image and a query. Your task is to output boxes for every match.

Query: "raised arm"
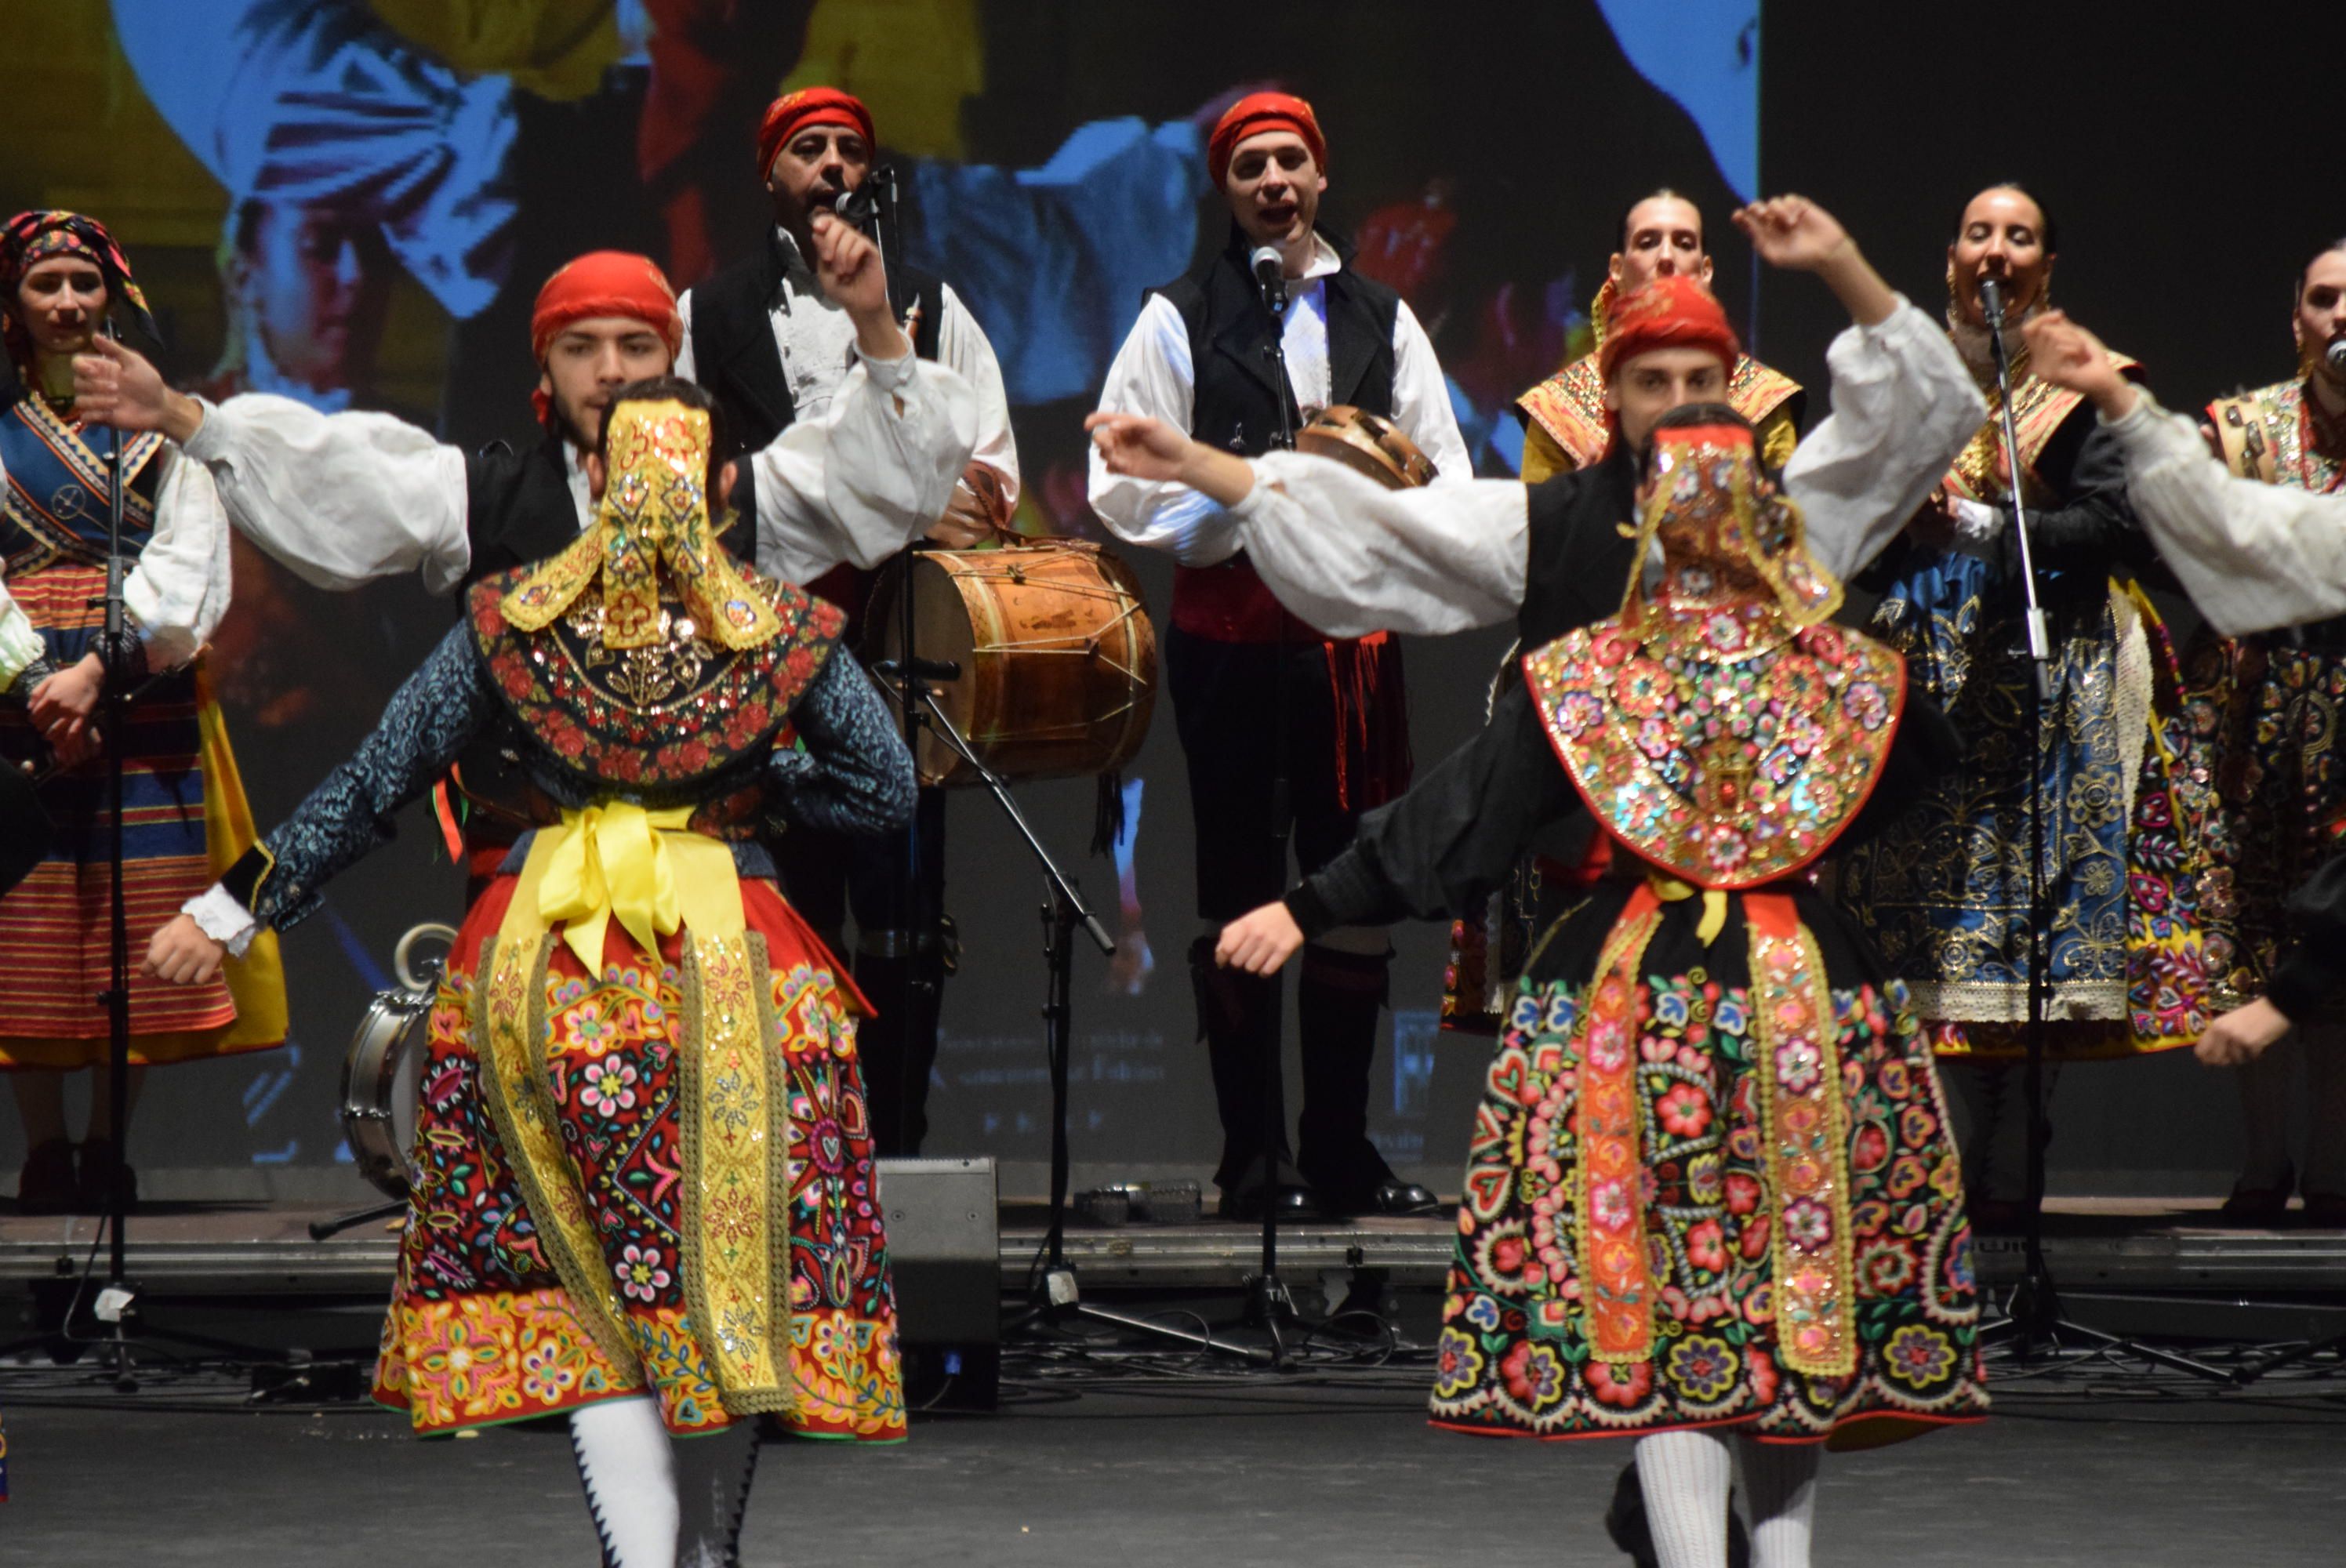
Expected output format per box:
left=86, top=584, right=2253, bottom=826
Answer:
left=762, top=650, right=917, bottom=837
left=1729, top=198, right=1987, bottom=582
left=75, top=337, right=471, bottom=595
left=750, top=213, right=980, bottom=584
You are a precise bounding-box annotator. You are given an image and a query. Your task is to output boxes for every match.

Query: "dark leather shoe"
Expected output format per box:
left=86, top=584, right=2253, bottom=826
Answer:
left=76, top=1138, right=137, bottom=1216
left=1322, top=1179, right=1441, bottom=1218
left=2220, top=1167, right=2294, bottom=1226
left=16, top=1139, right=76, bottom=1216
left=1219, top=1182, right=1322, bottom=1223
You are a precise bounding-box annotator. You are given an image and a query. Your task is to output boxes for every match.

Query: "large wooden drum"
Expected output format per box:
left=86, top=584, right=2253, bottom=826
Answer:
left=865, top=539, right=1158, bottom=787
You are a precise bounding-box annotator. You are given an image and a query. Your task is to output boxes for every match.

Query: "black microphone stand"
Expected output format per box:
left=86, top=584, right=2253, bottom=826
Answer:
left=1247, top=260, right=1313, bottom=1359
left=1979, top=286, right=2223, bottom=1382
left=884, top=677, right=1240, bottom=1356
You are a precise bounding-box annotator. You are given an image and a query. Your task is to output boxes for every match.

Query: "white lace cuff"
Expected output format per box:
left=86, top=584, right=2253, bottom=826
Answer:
left=183, top=884, right=260, bottom=957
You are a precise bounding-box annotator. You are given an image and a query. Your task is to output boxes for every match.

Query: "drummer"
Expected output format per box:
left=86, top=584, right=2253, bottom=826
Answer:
left=676, top=85, right=1022, bottom=1158
left=1088, top=92, right=1470, bottom=1222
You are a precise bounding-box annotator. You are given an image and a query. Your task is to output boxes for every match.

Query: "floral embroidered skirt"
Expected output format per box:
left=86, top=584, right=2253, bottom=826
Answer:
left=372, top=873, right=905, bottom=1441
left=1433, top=878, right=1988, bottom=1446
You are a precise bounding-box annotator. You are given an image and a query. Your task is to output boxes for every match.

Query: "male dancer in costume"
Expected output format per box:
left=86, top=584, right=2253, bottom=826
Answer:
left=1088, top=92, right=1471, bottom=1220
left=2029, top=299, right=2346, bottom=1226
left=677, top=85, right=1022, bottom=1156
left=0, top=212, right=285, bottom=1214
left=1516, top=189, right=1803, bottom=481
left=1183, top=402, right=1988, bottom=1568
left=1832, top=185, right=2213, bottom=1228
left=74, top=225, right=947, bottom=605
left=147, top=363, right=968, bottom=1563
left=2170, top=238, right=2346, bottom=1224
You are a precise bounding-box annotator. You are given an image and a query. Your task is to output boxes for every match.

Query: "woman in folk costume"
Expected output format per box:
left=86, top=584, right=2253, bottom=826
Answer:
left=1211, top=406, right=1988, bottom=1568
left=147, top=376, right=953, bottom=1564
left=1832, top=185, right=2213, bottom=1224
left=0, top=209, right=285, bottom=1216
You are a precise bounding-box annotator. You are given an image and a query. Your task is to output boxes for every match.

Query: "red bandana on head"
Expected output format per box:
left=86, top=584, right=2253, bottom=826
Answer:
left=1597, top=274, right=1740, bottom=385
left=1207, top=93, right=1328, bottom=188
left=757, top=86, right=876, bottom=180
left=528, top=251, right=681, bottom=427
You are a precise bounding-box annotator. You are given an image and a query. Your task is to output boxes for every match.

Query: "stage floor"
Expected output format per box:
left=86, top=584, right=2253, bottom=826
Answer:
left=3, top=1357, right=2343, bottom=1565
left=5, top=1195, right=2345, bottom=1297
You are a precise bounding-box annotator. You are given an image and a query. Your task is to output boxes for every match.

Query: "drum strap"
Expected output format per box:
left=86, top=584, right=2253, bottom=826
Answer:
left=476, top=807, right=801, bottom=1414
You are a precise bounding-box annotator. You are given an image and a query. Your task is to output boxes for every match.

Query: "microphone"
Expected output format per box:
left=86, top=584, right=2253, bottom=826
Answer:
left=1977, top=275, right=2007, bottom=329
left=870, top=657, right=962, bottom=685
left=1250, top=244, right=1288, bottom=312
left=832, top=176, right=887, bottom=230
left=2327, top=339, right=2346, bottom=379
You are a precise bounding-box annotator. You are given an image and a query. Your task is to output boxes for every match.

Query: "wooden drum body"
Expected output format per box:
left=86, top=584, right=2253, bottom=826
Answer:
left=866, top=540, right=1158, bottom=787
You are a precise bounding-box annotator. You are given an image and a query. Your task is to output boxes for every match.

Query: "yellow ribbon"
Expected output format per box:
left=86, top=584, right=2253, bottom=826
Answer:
left=528, top=802, right=743, bottom=972
left=1649, top=873, right=1730, bottom=947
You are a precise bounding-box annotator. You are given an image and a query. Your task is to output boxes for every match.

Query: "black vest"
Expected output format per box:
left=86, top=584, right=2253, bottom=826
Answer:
left=688, top=227, right=945, bottom=462
left=459, top=434, right=758, bottom=593
left=1153, top=227, right=1400, bottom=456
left=1519, top=445, right=1642, bottom=648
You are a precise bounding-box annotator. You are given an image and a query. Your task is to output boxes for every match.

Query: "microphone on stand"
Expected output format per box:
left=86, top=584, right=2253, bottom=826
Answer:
left=1250, top=244, right=1288, bottom=314
left=2326, top=339, right=2346, bottom=379
left=1977, top=274, right=2008, bottom=330
left=831, top=173, right=889, bottom=231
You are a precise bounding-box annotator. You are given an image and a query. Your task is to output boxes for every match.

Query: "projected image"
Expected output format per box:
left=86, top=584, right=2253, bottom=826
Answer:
left=0, top=0, right=1759, bottom=1177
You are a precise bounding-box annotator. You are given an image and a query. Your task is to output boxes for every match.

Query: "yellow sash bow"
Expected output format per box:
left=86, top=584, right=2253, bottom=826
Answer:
left=1648, top=873, right=1730, bottom=946
left=530, top=802, right=743, bottom=971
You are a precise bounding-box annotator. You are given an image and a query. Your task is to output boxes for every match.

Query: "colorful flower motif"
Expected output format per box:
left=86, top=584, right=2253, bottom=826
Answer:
left=1842, top=679, right=1890, bottom=728
left=1784, top=1198, right=1832, bottom=1248
left=1684, top=1218, right=1728, bottom=1274
left=1773, top=1037, right=1823, bottom=1095
left=519, top=1338, right=579, bottom=1403
left=1463, top=1294, right=1505, bottom=1332
left=619, top=1243, right=674, bottom=1303
left=1667, top=1334, right=1740, bottom=1402
left=1499, top=1341, right=1569, bottom=1413
left=577, top=1058, right=640, bottom=1116
left=1883, top=1324, right=1958, bottom=1388
left=1591, top=1179, right=1634, bottom=1232
left=1657, top=1084, right=1712, bottom=1138
left=1434, top=1327, right=1487, bottom=1400
left=1586, top=1358, right=1654, bottom=1410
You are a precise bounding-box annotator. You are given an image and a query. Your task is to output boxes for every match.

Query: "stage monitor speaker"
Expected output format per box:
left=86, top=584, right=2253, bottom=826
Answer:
left=875, top=1156, right=999, bottom=1410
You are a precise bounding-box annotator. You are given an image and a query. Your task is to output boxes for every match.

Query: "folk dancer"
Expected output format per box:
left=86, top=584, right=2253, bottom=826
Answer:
left=2029, top=299, right=2346, bottom=1228
left=1215, top=405, right=1988, bottom=1568
left=145, top=372, right=968, bottom=1564
left=1095, top=198, right=1985, bottom=1087
left=1832, top=186, right=2217, bottom=1228
left=1088, top=92, right=1472, bottom=1220
left=0, top=211, right=285, bottom=1216
left=676, top=85, right=1022, bottom=1156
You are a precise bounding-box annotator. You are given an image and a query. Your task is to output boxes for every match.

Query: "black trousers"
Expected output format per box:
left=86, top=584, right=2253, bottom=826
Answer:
left=778, top=788, right=949, bottom=1158
left=1166, top=628, right=1399, bottom=1200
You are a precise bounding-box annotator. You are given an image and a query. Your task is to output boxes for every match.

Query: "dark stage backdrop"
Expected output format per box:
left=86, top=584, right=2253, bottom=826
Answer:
left=0, top=0, right=2295, bottom=1194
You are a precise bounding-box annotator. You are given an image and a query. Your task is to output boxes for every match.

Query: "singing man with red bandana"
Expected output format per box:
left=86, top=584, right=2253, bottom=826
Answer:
left=1088, top=92, right=1472, bottom=1222
left=674, top=85, right=1022, bottom=1158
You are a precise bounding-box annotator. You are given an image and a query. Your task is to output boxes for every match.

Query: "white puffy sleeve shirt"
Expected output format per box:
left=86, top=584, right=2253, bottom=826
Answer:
left=1085, top=241, right=1473, bottom=571
left=1215, top=296, right=1988, bottom=637
left=2104, top=390, right=2346, bottom=636
left=179, top=347, right=980, bottom=597
left=0, top=440, right=231, bottom=688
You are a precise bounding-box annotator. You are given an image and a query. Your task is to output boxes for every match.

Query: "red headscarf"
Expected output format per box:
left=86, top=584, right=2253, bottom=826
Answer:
left=528, top=251, right=681, bottom=425
left=1597, top=274, right=1740, bottom=383
left=757, top=86, right=876, bottom=180
left=1208, top=93, right=1328, bottom=188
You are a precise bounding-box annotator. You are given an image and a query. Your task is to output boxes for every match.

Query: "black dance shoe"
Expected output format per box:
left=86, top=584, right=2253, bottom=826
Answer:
left=1320, top=1178, right=1442, bottom=1218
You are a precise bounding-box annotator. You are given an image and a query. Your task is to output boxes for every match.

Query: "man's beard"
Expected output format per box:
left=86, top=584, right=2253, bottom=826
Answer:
left=549, top=395, right=597, bottom=452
